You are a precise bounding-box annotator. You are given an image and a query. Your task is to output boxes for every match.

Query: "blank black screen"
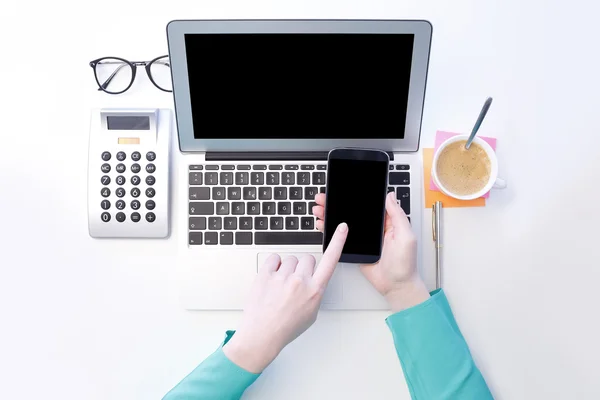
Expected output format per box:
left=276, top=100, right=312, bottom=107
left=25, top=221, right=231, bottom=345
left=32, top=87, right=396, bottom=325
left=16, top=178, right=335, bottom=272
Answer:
left=324, top=158, right=388, bottom=256
left=106, top=116, right=150, bottom=130
left=184, top=33, right=414, bottom=139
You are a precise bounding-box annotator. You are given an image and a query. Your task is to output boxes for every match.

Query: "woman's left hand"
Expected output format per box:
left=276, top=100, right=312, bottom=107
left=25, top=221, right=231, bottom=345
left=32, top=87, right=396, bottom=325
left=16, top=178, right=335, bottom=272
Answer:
left=223, top=222, right=349, bottom=373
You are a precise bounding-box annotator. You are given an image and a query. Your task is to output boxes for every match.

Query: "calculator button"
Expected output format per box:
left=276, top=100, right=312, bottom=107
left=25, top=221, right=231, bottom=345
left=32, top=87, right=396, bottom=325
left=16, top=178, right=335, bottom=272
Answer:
left=131, top=163, right=141, bottom=173
left=101, top=163, right=111, bottom=173
left=101, top=212, right=111, bottom=222
left=101, top=200, right=110, bottom=210
left=116, top=151, right=126, bottom=161
left=146, top=176, right=155, bottom=186
left=101, top=188, right=110, bottom=198
left=101, top=151, right=111, bottom=161
left=101, top=175, right=111, bottom=185
left=131, top=212, right=141, bottom=223
left=131, top=188, right=141, bottom=198
left=131, top=152, right=141, bottom=161
left=116, top=200, right=125, bottom=210
left=145, top=188, right=156, bottom=198
left=116, top=188, right=126, bottom=198
left=116, top=163, right=126, bottom=173
left=145, top=212, right=156, bottom=223
left=145, top=163, right=156, bottom=174
left=131, top=175, right=141, bottom=186
left=146, top=151, right=156, bottom=161
left=131, top=200, right=140, bottom=210
left=116, top=212, right=126, bottom=222
left=145, top=200, right=156, bottom=210
left=116, top=175, right=125, bottom=186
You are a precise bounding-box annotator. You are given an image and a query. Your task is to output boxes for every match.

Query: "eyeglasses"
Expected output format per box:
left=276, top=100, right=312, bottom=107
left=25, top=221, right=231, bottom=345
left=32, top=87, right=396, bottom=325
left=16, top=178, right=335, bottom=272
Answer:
left=89, top=55, right=172, bottom=94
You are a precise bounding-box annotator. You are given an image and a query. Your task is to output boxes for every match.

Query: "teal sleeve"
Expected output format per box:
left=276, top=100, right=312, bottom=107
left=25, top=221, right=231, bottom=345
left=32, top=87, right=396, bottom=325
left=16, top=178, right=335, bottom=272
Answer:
left=163, top=330, right=260, bottom=400
left=386, top=289, right=493, bottom=399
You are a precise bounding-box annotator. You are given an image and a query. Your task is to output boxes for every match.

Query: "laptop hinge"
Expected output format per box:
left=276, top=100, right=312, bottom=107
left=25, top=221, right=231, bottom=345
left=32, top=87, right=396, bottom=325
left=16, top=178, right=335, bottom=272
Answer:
left=205, top=151, right=394, bottom=161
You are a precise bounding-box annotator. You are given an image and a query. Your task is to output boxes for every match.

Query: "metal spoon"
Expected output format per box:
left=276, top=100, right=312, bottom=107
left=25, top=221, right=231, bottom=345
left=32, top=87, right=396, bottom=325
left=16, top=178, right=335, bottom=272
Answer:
left=465, top=97, right=493, bottom=149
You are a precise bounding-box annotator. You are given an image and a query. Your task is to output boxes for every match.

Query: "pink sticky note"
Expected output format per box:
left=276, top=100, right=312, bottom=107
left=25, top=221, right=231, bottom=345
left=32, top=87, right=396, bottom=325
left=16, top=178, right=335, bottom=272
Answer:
left=429, top=131, right=497, bottom=199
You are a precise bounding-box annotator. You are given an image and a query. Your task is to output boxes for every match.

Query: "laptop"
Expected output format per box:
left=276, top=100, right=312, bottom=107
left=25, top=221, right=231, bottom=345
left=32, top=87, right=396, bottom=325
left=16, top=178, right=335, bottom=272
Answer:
left=166, top=19, right=432, bottom=310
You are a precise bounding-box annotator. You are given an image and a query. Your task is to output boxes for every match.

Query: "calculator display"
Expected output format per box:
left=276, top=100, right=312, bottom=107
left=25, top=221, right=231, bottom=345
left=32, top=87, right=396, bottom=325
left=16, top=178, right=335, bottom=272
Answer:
left=107, top=116, right=150, bottom=130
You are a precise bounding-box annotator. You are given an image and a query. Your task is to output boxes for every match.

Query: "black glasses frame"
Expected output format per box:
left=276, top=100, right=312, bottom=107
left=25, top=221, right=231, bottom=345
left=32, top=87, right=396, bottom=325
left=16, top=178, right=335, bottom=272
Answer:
left=89, top=55, right=172, bottom=94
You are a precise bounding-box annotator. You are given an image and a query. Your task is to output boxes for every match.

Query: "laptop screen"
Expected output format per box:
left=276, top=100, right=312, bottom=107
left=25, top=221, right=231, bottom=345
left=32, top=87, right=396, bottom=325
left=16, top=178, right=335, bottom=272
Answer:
left=184, top=33, right=414, bottom=140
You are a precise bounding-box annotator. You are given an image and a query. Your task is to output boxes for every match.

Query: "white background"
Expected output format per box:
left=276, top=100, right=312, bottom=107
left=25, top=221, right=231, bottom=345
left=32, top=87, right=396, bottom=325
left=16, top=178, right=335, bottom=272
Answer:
left=2, top=0, right=600, bottom=399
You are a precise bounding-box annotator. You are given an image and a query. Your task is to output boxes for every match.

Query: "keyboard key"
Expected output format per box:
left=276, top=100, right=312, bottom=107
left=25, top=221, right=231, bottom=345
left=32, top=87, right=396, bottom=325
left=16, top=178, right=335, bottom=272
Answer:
left=396, top=187, right=411, bottom=215
left=297, top=172, right=310, bottom=185
left=317, top=165, right=327, bottom=170
left=282, top=172, right=295, bottom=185
left=305, top=187, right=317, bottom=200
left=388, top=187, right=395, bottom=193
left=255, top=217, right=268, bottom=230
left=396, top=165, right=410, bottom=170
left=270, top=217, right=284, bottom=230
left=212, top=187, right=225, bottom=200
left=189, top=232, right=203, bottom=245
left=240, top=217, right=253, bottom=230
left=293, top=202, right=307, bottom=215
left=259, top=187, right=272, bottom=200
left=235, top=232, right=253, bottom=245
left=267, top=172, right=280, bottom=185
left=285, top=165, right=299, bottom=170
left=220, top=232, right=233, bottom=245
left=237, top=165, right=250, bottom=170
left=251, top=172, right=264, bottom=185
left=308, top=201, right=316, bottom=215
left=389, top=165, right=394, bottom=170
left=189, top=217, right=206, bottom=230
left=243, top=187, right=257, bottom=200
left=301, top=217, right=314, bottom=230
left=274, top=187, right=287, bottom=200
left=227, top=187, right=241, bottom=200
left=269, top=165, right=283, bottom=170
left=278, top=202, right=291, bottom=215
left=205, top=165, right=218, bottom=170
left=262, top=202, right=276, bottom=215
left=224, top=217, right=237, bottom=230
left=205, top=172, right=218, bottom=185
left=290, top=187, right=302, bottom=200
left=220, top=172, right=233, bottom=185
left=389, top=172, right=410, bottom=185
left=286, top=217, right=299, bottom=230
left=209, top=217, right=222, bottom=230
left=301, top=165, right=315, bottom=170
left=247, top=202, right=260, bottom=215
left=216, top=202, right=229, bottom=215
left=189, top=165, right=203, bottom=170
left=221, top=165, right=235, bottom=170
left=319, top=187, right=326, bottom=194
left=235, top=172, right=249, bottom=185
left=189, top=202, right=214, bottom=215
left=232, top=202, right=245, bottom=215
left=205, top=232, right=218, bottom=245
left=312, top=172, right=326, bottom=185
left=255, top=232, right=323, bottom=245
left=252, top=165, right=267, bottom=170
left=189, top=172, right=203, bottom=185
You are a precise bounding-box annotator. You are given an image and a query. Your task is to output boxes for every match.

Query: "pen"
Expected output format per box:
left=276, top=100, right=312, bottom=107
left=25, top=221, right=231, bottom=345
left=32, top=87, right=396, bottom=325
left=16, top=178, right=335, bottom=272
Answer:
left=432, top=201, right=443, bottom=289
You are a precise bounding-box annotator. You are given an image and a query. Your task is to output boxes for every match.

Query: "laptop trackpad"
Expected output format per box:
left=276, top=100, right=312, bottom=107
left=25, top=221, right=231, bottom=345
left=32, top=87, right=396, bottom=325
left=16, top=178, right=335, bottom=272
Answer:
left=256, top=252, right=343, bottom=304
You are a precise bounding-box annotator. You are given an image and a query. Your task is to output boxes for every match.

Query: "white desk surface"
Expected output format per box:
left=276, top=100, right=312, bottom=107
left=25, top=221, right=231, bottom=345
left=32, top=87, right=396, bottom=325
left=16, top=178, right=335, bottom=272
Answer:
left=2, top=1, right=600, bottom=399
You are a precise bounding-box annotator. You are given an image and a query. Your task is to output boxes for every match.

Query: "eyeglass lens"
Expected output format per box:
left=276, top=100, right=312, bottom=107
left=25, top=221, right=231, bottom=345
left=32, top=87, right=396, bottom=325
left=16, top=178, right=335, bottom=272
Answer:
left=149, top=56, right=172, bottom=92
left=95, top=58, right=134, bottom=94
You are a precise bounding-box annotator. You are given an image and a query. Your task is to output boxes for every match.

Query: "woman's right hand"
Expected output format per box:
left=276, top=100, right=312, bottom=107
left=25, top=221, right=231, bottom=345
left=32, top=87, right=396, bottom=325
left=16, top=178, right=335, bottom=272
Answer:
left=313, top=192, right=430, bottom=312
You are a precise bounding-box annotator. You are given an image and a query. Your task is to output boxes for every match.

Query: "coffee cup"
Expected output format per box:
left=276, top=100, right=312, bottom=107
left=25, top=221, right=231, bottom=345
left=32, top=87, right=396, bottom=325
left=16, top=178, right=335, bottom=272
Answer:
left=432, top=135, right=506, bottom=200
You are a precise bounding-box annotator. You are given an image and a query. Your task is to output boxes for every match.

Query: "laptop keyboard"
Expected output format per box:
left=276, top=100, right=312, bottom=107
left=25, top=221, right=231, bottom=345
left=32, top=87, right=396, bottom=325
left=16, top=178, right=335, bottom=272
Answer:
left=188, top=163, right=411, bottom=246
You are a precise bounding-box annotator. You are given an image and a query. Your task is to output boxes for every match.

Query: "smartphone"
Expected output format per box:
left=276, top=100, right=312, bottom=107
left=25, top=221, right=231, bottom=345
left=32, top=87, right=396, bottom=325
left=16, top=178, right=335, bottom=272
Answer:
left=323, top=148, right=389, bottom=264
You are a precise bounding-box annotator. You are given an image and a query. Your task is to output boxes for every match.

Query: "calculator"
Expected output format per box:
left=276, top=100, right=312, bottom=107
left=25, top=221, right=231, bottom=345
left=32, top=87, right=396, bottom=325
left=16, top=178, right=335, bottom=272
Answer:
left=87, top=108, right=171, bottom=238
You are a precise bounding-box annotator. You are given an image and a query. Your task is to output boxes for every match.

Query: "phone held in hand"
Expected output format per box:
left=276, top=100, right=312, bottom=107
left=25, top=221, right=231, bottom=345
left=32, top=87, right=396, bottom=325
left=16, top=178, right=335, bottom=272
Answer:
left=323, top=148, right=389, bottom=264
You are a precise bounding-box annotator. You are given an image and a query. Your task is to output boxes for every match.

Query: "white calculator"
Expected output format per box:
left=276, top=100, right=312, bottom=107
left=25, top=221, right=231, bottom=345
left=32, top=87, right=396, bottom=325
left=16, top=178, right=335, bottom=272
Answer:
left=88, top=108, right=171, bottom=238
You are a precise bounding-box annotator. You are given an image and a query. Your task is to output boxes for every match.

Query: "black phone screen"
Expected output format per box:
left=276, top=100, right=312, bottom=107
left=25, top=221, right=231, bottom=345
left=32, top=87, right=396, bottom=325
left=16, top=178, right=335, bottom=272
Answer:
left=324, top=157, right=388, bottom=260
